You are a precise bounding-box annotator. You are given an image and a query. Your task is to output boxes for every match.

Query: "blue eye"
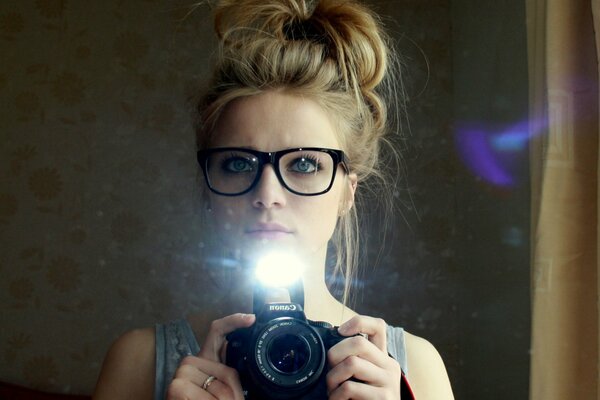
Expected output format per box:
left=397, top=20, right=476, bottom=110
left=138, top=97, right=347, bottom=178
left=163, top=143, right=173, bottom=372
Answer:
left=222, top=155, right=256, bottom=173
left=289, top=155, right=319, bottom=174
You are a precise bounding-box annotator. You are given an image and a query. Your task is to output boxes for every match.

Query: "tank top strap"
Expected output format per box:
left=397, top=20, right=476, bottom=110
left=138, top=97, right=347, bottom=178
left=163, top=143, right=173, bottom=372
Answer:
left=386, top=324, right=408, bottom=375
left=154, top=319, right=200, bottom=400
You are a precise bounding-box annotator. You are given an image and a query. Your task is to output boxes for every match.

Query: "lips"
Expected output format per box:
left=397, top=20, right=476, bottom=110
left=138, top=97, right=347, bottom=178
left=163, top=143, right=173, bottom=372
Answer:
left=245, top=223, right=293, bottom=239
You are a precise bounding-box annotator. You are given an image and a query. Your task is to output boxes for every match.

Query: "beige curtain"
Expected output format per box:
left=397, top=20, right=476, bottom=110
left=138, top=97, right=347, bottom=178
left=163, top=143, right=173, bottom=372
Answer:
left=528, top=0, right=599, bottom=399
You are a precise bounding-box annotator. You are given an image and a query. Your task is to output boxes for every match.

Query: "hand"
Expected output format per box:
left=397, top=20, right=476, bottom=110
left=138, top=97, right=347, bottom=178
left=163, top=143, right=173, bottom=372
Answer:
left=167, top=313, right=256, bottom=400
left=326, top=315, right=402, bottom=400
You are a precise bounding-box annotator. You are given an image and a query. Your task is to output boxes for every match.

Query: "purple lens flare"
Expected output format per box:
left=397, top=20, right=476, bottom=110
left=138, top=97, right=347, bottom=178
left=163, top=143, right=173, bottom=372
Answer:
left=455, top=118, right=546, bottom=187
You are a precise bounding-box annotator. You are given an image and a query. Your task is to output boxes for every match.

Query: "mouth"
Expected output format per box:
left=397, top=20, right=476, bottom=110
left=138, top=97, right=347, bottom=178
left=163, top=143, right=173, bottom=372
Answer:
left=245, top=223, right=293, bottom=240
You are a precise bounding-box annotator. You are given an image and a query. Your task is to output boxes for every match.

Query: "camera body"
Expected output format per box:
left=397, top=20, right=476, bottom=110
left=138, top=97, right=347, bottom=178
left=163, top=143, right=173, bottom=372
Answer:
left=226, top=302, right=348, bottom=399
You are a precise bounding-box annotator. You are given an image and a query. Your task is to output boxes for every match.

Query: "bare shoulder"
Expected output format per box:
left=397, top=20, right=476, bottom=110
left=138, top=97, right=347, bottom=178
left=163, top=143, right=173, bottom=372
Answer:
left=92, top=327, right=155, bottom=400
left=404, top=331, right=455, bottom=400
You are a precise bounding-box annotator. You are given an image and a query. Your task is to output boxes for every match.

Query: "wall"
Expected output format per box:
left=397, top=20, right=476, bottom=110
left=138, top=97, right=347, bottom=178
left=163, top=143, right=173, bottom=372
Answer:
left=451, top=0, right=531, bottom=397
left=0, top=0, right=530, bottom=397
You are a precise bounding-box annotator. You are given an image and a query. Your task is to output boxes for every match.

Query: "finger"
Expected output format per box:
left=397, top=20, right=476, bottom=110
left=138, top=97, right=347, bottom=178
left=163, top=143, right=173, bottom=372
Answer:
left=203, top=378, right=235, bottom=400
left=326, top=355, right=385, bottom=391
left=337, top=315, right=387, bottom=353
left=328, top=379, right=383, bottom=400
left=328, top=335, right=391, bottom=369
left=199, top=313, right=255, bottom=361
left=173, top=362, right=206, bottom=387
left=177, top=356, right=245, bottom=400
left=167, top=376, right=216, bottom=400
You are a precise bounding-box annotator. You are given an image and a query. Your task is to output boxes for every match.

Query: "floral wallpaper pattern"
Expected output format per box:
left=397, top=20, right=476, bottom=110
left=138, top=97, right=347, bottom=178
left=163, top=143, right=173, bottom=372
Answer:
left=0, top=0, right=502, bottom=396
left=0, top=0, right=217, bottom=392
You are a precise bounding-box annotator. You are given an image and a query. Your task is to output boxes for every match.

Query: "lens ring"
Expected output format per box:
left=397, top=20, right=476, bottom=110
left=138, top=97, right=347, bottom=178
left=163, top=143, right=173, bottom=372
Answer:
left=252, top=318, right=325, bottom=389
left=267, top=333, right=311, bottom=375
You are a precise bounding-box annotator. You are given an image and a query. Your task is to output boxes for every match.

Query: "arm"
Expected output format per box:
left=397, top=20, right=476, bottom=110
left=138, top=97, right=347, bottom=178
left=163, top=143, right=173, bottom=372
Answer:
left=405, top=332, right=454, bottom=399
left=92, top=328, right=155, bottom=400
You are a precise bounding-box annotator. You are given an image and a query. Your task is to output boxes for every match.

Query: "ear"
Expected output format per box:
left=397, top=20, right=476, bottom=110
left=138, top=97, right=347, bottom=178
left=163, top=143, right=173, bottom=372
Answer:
left=339, top=173, right=358, bottom=216
left=347, top=173, right=357, bottom=206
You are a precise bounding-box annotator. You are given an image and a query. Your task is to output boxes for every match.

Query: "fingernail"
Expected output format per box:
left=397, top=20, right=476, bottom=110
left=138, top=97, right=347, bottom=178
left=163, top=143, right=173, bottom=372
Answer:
left=244, top=313, right=255, bottom=320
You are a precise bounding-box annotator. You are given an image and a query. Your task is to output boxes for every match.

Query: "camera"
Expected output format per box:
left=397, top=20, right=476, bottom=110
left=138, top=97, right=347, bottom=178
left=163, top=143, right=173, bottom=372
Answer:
left=226, top=302, right=349, bottom=399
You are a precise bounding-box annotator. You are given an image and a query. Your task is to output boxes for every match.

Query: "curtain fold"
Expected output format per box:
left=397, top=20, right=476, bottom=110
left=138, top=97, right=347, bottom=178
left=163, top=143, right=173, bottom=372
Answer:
left=528, top=0, right=599, bottom=399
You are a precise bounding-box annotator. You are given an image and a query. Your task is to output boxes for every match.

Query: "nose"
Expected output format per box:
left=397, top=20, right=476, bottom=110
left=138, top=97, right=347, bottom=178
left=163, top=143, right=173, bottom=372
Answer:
left=251, top=164, right=287, bottom=209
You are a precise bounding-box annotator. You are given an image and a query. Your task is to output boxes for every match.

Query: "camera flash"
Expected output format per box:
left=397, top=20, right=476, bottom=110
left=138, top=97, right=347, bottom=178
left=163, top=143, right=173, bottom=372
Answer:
left=255, top=251, right=304, bottom=288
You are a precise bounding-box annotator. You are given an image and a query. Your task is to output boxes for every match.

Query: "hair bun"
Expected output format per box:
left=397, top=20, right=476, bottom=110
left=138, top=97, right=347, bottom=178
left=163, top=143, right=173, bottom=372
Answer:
left=283, top=17, right=326, bottom=43
left=310, top=1, right=388, bottom=91
left=213, top=0, right=389, bottom=92
left=214, top=0, right=310, bottom=41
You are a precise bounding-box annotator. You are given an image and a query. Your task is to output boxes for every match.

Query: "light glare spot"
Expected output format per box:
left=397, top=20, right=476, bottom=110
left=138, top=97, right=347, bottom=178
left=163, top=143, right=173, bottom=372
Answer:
left=255, top=252, right=304, bottom=287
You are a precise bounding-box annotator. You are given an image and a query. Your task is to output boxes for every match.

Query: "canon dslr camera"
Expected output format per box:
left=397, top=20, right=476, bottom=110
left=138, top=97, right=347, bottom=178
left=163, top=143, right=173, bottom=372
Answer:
left=226, top=302, right=349, bottom=399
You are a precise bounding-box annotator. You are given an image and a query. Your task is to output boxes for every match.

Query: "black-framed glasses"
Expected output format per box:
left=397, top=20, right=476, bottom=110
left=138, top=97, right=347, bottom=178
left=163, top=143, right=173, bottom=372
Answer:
left=197, top=147, right=349, bottom=196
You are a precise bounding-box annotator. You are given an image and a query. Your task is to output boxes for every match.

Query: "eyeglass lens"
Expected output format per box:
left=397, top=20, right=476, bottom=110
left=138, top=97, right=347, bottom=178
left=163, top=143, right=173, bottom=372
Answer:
left=205, top=149, right=336, bottom=195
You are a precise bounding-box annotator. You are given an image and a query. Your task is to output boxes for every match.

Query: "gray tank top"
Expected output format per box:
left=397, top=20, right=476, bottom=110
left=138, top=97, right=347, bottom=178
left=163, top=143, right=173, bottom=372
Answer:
left=154, top=319, right=408, bottom=400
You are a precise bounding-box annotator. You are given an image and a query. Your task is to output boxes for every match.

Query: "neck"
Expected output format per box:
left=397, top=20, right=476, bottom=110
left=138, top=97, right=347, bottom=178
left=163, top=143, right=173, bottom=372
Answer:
left=298, top=247, right=357, bottom=326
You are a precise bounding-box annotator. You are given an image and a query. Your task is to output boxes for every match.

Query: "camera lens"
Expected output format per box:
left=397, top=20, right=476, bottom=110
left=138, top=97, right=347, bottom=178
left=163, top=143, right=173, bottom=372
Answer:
left=251, top=317, right=326, bottom=394
left=268, top=334, right=310, bottom=374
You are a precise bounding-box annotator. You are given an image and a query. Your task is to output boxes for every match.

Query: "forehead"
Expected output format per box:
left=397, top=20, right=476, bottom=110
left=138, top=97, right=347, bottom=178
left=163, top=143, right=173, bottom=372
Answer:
left=210, top=91, right=341, bottom=150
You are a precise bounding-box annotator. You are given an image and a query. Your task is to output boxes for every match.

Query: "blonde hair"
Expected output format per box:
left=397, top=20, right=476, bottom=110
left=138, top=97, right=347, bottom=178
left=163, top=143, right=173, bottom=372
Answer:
left=196, top=0, right=404, bottom=305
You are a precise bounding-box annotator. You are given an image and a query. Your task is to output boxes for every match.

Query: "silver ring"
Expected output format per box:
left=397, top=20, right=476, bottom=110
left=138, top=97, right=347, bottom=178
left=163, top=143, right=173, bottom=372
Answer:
left=202, top=375, right=217, bottom=390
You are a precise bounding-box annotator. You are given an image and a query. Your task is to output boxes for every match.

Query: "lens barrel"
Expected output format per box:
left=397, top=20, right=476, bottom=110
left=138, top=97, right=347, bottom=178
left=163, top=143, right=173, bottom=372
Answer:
left=268, top=334, right=310, bottom=374
left=251, top=317, right=325, bottom=393
left=225, top=302, right=345, bottom=399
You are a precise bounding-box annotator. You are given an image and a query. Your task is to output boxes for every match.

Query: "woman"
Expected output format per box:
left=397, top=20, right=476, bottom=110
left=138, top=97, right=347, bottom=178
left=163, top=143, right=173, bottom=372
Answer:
left=93, top=0, right=454, bottom=399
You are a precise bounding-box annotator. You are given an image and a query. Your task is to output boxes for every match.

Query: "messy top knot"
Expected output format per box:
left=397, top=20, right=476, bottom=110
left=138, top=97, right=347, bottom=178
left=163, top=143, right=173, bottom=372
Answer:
left=214, top=0, right=387, bottom=92
left=196, top=0, right=404, bottom=305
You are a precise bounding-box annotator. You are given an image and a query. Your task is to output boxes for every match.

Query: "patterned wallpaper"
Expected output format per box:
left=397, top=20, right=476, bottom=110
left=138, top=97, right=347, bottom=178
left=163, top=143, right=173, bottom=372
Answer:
left=0, top=0, right=529, bottom=397
left=1, top=0, right=220, bottom=393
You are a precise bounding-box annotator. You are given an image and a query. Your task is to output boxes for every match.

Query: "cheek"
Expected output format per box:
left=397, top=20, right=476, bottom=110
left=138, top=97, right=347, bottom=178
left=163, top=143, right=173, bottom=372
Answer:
left=296, top=195, right=341, bottom=243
